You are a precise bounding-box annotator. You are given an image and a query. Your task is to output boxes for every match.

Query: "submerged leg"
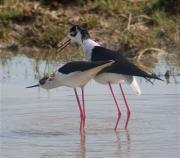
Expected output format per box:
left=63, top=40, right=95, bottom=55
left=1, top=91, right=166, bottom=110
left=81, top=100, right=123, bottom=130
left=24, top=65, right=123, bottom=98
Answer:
left=108, top=82, right=122, bottom=130
left=74, top=88, right=84, bottom=130
left=119, top=83, right=131, bottom=129
left=81, top=88, right=86, bottom=128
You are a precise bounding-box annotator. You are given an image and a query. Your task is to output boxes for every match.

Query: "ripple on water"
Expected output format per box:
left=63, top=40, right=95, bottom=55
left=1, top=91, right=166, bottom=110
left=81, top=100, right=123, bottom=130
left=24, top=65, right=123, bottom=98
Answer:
left=11, top=130, right=67, bottom=137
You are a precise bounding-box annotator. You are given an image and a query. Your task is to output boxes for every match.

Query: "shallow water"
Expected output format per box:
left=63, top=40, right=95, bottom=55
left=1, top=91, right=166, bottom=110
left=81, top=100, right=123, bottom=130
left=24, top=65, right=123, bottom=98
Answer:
left=0, top=56, right=180, bottom=158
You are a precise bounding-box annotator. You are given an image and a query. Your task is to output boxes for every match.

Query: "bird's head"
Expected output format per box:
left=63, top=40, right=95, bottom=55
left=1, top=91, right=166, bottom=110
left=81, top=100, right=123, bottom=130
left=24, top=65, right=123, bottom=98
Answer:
left=57, top=25, right=90, bottom=52
left=26, top=76, right=57, bottom=90
left=39, top=76, right=49, bottom=87
left=68, top=25, right=90, bottom=44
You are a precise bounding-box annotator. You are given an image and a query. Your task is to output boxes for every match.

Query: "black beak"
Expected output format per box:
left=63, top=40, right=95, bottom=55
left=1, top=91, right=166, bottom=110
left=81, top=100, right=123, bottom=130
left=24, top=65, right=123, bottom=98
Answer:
left=26, top=84, right=40, bottom=88
left=57, top=38, right=71, bottom=53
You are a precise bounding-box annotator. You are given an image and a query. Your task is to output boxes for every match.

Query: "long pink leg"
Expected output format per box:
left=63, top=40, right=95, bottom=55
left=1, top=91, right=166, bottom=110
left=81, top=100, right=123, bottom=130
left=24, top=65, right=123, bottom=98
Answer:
left=108, top=82, right=122, bottom=130
left=119, top=83, right=131, bottom=129
left=81, top=88, right=86, bottom=128
left=74, top=88, right=84, bottom=130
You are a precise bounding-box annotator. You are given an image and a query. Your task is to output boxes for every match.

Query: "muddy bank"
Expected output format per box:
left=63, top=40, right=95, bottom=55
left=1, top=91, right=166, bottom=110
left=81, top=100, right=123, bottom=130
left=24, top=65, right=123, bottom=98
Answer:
left=0, top=1, right=179, bottom=56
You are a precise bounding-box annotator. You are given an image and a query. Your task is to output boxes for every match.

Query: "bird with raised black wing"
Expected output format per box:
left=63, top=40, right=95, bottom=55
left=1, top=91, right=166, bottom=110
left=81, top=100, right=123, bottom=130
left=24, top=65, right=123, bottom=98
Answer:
left=27, top=60, right=114, bottom=130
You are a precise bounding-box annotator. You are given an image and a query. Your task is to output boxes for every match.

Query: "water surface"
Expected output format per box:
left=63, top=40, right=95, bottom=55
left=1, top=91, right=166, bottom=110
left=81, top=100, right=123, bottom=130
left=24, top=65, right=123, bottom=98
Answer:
left=0, top=56, right=180, bottom=158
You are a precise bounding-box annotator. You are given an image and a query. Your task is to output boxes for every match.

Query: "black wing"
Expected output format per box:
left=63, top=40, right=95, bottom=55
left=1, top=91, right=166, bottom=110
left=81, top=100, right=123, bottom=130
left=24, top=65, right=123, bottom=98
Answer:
left=92, top=47, right=162, bottom=80
left=99, top=62, right=162, bottom=80
left=58, top=61, right=111, bottom=74
left=91, top=46, right=123, bottom=61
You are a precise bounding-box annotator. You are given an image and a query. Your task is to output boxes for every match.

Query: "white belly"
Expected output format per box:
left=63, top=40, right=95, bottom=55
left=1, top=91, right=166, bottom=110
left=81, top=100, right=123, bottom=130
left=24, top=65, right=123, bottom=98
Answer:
left=94, top=73, right=125, bottom=84
left=94, top=73, right=141, bottom=95
left=55, top=71, right=92, bottom=88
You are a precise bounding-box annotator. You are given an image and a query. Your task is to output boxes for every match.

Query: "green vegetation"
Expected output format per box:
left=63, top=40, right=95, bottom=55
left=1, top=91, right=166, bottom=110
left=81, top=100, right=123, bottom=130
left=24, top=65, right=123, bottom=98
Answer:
left=0, top=0, right=179, bottom=59
left=0, top=6, right=23, bottom=21
left=18, top=17, right=66, bottom=48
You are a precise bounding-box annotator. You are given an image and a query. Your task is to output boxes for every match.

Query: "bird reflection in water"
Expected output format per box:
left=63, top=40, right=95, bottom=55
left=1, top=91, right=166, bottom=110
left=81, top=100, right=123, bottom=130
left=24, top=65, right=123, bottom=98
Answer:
left=115, top=130, right=131, bottom=158
left=78, top=129, right=131, bottom=158
left=79, top=131, right=86, bottom=158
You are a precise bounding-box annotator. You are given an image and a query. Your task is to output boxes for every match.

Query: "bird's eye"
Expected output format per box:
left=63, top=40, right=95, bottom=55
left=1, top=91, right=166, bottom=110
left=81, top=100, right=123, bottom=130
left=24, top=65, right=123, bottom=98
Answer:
left=70, top=31, right=77, bottom=37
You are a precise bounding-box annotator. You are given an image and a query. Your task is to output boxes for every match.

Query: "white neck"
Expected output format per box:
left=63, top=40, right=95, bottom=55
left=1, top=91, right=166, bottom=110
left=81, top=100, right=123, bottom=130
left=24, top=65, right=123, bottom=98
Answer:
left=81, top=39, right=100, bottom=61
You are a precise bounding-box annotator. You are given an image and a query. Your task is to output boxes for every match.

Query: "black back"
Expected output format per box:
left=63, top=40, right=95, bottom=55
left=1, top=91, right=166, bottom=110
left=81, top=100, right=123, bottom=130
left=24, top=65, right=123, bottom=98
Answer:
left=92, top=46, right=161, bottom=80
left=58, top=61, right=111, bottom=74
left=91, top=46, right=123, bottom=61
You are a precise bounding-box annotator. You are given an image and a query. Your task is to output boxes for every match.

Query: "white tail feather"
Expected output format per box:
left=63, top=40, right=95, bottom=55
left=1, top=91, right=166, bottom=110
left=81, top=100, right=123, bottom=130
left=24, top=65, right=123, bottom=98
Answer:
left=130, top=77, right=141, bottom=95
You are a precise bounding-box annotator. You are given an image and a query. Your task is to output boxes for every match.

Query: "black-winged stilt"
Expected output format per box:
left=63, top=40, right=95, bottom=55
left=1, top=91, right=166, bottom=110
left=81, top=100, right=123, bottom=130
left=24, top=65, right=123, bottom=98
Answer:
left=57, top=25, right=163, bottom=129
left=27, top=60, right=114, bottom=130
